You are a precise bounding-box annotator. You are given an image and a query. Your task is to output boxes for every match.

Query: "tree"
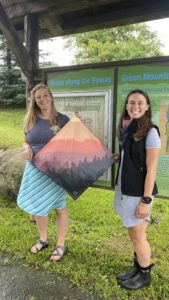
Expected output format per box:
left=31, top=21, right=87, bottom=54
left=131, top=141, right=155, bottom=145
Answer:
left=64, top=23, right=164, bottom=64
left=0, top=35, right=26, bottom=108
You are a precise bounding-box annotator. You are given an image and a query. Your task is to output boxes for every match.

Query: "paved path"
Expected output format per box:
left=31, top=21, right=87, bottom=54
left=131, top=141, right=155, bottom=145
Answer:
left=0, top=254, right=103, bottom=300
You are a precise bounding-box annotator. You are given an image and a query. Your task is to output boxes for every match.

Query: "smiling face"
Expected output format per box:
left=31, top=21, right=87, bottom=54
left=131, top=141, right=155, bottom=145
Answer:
left=126, top=92, right=149, bottom=120
left=35, top=88, right=52, bottom=112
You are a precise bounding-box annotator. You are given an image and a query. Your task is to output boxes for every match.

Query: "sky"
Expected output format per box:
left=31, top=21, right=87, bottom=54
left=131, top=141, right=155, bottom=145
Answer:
left=39, top=17, right=169, bottom=67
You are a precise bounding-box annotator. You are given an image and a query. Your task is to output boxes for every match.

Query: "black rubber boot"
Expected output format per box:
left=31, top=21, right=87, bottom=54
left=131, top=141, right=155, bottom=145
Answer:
left=120, top=264, right=154, bottom=290
left=116, top=252, right=139, bottom=281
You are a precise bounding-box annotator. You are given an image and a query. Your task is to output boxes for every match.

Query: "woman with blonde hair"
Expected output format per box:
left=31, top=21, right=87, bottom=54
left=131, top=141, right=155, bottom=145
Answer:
left=17, top=83, right=69, bottom=261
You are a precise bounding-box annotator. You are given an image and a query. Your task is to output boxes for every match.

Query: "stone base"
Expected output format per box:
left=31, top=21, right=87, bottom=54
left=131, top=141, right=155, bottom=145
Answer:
left=0, top=148, right=24, bottom=199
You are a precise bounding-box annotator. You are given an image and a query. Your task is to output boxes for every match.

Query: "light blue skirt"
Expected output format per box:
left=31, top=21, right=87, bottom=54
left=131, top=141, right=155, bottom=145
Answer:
left=114, top=185, right=153, bottom=228
left=17, top=161, right=66, bottom=216
left=113, top=151, right=153, bottom=228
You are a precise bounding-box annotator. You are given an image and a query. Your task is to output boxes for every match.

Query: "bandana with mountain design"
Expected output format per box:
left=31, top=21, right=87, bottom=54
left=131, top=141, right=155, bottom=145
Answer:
left=32, top=117, right=114, bottom=199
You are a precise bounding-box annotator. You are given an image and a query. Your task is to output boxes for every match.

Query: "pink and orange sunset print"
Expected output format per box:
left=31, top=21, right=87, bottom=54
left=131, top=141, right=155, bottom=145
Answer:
left=33, top=117, right=114, bottom=199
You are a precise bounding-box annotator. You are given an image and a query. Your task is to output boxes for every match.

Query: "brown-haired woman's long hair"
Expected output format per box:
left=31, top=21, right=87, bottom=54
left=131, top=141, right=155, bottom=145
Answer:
left=24, top=83, right=58, bottom=133
left=117, top=89, right=152, bottom=140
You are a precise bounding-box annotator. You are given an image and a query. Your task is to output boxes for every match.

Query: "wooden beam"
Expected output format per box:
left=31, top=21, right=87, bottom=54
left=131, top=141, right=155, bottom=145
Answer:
left=39, top=15, right=64, bottom=36
left=60, top=0, right=169, bottom=33
left=3, top=0, right=169, bottom=22
left=35, top=0, right=169, bottom=37
left=2, top=0, right=169, bottom=40
left=25, top=15, right=39, bottom=71
left=0, top=2, right=32, bottom=77
left=2, top=0, right=117, bottom=19
left=24, top=15, right=40, bottom=95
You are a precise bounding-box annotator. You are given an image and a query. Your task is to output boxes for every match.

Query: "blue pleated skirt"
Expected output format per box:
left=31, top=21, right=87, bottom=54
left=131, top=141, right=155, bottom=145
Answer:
left=17, top=161, right=66, bottom=216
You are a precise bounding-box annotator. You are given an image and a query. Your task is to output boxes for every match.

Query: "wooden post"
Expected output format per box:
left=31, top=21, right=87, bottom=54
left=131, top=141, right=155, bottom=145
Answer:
left=0, top=2, right=32, bottom=78
left=24, top=14, right=39, bottom=100
left=24, top=14, right=39, bottom=222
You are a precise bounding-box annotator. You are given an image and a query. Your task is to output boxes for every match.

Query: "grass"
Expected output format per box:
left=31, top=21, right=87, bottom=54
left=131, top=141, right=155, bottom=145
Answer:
left=1, top=108, right=169, bottom=299
left=0, top=108, right=25, bottom=148
left=1, top=193, right=169, bottom=299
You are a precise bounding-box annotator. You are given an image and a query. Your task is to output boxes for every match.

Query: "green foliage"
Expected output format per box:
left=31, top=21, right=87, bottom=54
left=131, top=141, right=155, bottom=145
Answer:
left=0, top=36, right=26, bottom=108
left=0, top=69, right=26, bottom=108
left=0, top=108, right=25, bottom=149
left=64, top=24, right=164, bottom=64
left=0, top=36, right=16, bottom=67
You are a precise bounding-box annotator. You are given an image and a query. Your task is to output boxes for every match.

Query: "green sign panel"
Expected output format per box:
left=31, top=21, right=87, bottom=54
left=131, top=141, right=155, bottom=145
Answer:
left=48, top=68, right=114, bottom=91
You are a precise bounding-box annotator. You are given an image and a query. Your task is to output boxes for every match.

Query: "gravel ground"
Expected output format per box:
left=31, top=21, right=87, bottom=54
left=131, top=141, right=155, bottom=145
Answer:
left=0, top=254, right=103, bottom=300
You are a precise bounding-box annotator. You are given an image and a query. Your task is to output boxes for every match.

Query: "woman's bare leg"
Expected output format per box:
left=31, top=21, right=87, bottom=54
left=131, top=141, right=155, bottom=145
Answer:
left=128, top=220, right=150, bottom=267
left=31, top=216, right=48, bottom=253
left=50, top=208, right=69, bottom=261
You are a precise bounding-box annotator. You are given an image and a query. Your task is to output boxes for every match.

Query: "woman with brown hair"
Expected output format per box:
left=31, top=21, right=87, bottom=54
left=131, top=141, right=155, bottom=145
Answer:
left=17, top=83, right=69, bottom=261
left=114, top=89, right=161, bottom=289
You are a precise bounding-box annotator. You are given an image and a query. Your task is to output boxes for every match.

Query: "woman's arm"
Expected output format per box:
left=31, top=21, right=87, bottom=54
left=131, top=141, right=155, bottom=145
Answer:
left=144, top=148, right=160, bottom=196
left=22, top=136, right=33, bottom=161
left=136, top=148, right=160, bottom=218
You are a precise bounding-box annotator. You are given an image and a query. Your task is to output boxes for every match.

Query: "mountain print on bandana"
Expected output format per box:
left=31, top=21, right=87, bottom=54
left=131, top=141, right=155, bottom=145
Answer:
left=32, top=117, right=114, bottom=199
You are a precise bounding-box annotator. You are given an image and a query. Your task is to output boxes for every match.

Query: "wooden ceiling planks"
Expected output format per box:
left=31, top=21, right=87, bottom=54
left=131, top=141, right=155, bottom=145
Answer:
left=1, top=0, right=169, bottom=40
left=1, top=0, right=169, bottom=92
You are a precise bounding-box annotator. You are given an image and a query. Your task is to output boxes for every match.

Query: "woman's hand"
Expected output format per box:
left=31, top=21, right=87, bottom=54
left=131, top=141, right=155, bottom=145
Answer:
left=23, top=146, right=33, bottom=161
left=135, top=201, right=150, bottom=219
left=113, top=153, right=120, bottom=163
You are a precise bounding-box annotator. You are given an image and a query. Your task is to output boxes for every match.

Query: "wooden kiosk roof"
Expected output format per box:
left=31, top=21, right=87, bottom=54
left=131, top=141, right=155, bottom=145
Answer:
left=1, top=0, right=169, bottom=89
left=1, top=0, right=169, bottom=39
